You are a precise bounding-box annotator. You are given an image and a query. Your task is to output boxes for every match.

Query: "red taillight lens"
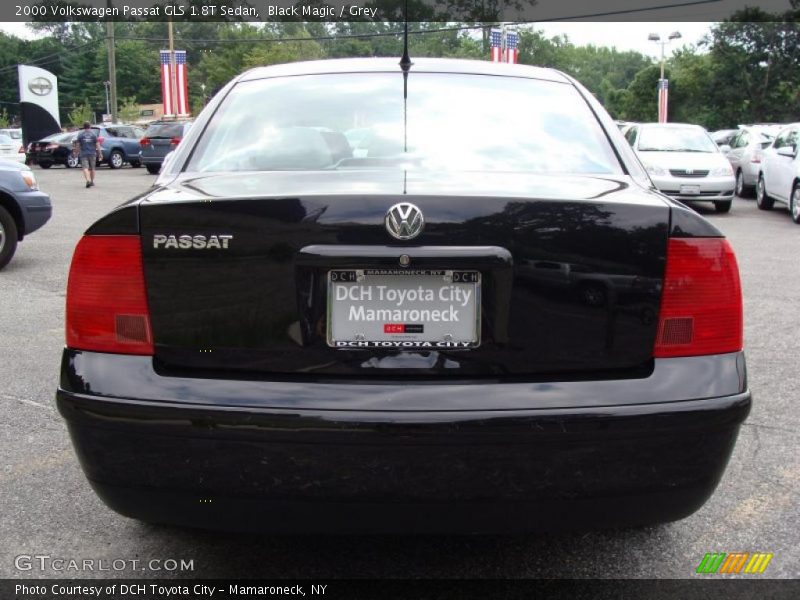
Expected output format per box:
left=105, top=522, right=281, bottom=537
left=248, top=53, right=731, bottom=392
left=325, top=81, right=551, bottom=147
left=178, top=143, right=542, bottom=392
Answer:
left=139, top=137, right=150, bottom=147
left=169, top=137, right=182, bottom=145
left=18, top=145, right=25, bottom=153
left=654, top=238, right=742, bottom=358
left=66, top=235, right=153, bottom=355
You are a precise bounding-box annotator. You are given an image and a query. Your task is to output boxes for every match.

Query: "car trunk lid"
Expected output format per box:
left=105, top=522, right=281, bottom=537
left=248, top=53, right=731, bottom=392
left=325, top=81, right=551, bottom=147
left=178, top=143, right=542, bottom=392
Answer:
left=138, top=170, right=669, bottom=378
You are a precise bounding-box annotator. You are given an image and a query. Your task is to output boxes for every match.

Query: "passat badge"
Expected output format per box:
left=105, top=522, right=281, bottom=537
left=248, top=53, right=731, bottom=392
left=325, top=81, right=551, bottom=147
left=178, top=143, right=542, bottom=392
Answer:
left=153, top=234, right=233, bottom=249
left=385, top=202, right=424, bottom=240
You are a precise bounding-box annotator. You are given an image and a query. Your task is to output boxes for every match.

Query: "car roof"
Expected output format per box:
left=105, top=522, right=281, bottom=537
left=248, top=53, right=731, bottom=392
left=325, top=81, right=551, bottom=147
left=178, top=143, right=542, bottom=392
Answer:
left=238, top=58, right=571, bottom=84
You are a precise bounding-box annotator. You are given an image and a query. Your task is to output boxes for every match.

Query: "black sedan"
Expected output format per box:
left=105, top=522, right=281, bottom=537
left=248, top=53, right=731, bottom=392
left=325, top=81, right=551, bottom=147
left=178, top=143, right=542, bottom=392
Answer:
left=58, top=58, right=750, bottom=533
left=28, top=131, right=80, bottom=169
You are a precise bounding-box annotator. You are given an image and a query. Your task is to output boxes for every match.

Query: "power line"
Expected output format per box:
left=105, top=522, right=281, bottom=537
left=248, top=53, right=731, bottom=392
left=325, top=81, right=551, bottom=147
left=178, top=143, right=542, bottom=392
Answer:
left=115, top=22, right=514, bottom=45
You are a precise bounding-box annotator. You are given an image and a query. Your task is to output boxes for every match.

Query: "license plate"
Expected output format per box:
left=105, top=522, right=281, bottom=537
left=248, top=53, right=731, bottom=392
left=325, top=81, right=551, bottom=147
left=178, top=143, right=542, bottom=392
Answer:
left=328, top=269, right=481, bottom=349
left=680, top=185, right=701, bottom=195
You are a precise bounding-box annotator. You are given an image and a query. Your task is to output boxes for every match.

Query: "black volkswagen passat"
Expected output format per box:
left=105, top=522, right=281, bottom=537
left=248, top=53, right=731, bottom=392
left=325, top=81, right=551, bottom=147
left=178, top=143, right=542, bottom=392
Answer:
left=58, top=59, right=750, bottom=533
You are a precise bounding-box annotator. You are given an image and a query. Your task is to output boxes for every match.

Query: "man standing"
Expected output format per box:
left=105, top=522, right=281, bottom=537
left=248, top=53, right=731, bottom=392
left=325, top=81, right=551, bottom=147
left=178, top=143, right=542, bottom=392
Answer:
left=72, top=121, right=101, bottom=188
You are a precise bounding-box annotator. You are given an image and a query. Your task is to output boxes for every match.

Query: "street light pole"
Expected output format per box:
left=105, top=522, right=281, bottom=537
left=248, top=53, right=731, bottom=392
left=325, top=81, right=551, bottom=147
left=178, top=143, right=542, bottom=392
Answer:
left=648, top=31, right=681, bottom=123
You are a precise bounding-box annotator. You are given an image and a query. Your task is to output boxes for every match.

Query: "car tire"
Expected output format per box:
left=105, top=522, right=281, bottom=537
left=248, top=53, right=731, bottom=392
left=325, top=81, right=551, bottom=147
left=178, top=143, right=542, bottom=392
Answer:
left=108, top=150, right=124, bottom=169
left=756, top=175, right=774, bottom=210
left=579, top=282, right=607, bottom=307
left=735, top=170, right=752, bottom=198
left=0, top=205, right=19, bottom=271
left=67, top=155, right=80, bottom=169
left=714, top=200, right=733, bottom=213
left=146, top=164, right=160, bottom=175
left=791, top=185, right=800, bottom=225
left=39, top=162, right=52, bottom=169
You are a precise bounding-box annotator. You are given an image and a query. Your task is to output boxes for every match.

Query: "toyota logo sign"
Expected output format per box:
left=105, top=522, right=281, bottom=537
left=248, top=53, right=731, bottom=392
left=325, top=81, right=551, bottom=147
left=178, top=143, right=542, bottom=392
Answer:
left=28, top=77, right=53, bottom=96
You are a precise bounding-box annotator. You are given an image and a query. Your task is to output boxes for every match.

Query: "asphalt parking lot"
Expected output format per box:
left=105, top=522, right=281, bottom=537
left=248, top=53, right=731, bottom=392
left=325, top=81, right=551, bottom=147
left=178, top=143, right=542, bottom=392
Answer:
left=1, top=166, right=798, bottom=579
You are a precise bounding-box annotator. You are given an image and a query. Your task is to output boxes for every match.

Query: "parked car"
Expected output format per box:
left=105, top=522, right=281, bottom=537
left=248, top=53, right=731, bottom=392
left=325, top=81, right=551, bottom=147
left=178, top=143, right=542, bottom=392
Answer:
left=711, top=128, right=739, bottom=147
left=28, top=132, right=80, bottom=169
left=0, top=128, right=23, bottom=142
left=93, top=124, right=146, bottom=169
left=0, top=134, right=26, bottom=164
left=138, top=120, right=192, bottom=174
left=723, top=125, right=783, bottom=197
left=0, top=159, right=51, bottom=269
left=625, top=122, right=736, bottom=212
left=756, top=122, right=800, bottom=223
left=58, top=58, right=749, bottom=534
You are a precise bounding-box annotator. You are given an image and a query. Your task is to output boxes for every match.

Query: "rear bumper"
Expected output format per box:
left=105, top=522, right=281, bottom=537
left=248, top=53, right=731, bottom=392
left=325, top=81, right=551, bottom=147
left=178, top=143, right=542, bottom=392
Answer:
left=57, top=350, right=751, bottom=533
left=139, top=152, right=166, bottom=165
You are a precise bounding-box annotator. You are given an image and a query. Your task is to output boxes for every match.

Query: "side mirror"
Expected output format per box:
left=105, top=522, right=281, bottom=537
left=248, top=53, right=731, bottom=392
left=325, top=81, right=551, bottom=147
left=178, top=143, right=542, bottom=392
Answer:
left=777, top=145, right=797, bottom=158
left=718, top=144, right=731, bottom=153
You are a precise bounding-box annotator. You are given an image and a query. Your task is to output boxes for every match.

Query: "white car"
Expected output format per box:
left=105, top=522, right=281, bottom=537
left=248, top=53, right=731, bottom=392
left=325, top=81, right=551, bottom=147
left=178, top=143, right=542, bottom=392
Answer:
left=756, top=122, right=800, bottom=223
left=722, top=125, right=783, bottom=197
left=0, top=134, right=26, bottom=164
left=625, top=123, right=736, bottom=212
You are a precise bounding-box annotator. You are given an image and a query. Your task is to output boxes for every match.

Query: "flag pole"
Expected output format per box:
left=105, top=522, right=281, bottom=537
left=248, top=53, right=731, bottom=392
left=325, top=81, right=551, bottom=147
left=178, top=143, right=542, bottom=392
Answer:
left=168, top=19, right=178, bottom=117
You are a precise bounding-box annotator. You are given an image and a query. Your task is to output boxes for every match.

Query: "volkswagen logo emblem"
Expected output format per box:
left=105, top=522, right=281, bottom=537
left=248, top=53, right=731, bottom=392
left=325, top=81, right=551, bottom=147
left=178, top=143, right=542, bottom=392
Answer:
left=685, top=169, right=694, bottom=175
left=385, top=202, right=424, bottom=240
left=28, top=77, right=53, bottom=96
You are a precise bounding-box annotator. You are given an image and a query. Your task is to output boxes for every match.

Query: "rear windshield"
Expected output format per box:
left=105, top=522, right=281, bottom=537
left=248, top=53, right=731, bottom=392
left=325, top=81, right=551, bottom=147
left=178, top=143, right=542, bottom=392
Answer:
left=639, top=127, right=718, bottom=153
left=187, top=72, right=621, bottom=175
left=146, top=122, right=189, bottom=138
left=1, top=130, right=21, bottom=139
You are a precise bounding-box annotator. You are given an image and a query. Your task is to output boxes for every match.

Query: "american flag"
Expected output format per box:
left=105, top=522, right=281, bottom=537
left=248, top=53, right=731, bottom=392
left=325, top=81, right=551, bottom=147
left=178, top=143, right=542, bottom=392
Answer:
left=505, top=31, right=519, bottom=64
left=160, top=50, right=189, bottom=116
left=658, top=78, right=669, bottom=123
left=490, top=29, right=502, bottom=62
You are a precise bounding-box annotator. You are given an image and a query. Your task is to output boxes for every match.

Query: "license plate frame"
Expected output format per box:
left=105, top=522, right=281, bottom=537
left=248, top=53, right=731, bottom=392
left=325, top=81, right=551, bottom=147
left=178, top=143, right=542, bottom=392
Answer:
left=679, top=184, right=701, bottom=195
left=327, top=269, right=481, bottom=349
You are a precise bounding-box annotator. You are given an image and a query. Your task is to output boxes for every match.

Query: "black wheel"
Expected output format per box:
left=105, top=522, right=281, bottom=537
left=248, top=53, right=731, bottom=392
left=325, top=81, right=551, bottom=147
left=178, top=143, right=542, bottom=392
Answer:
left=714, top=200, right=733, bottom=213
left=579, top=283, right=607, bottom=307
left=756, top=175, right=774, bottom=210
left=66, top=155, right=80, bottom=169
left=145, top=164, right=160, bottom=175
left=108, top=150, right=124, bottom=169
left=0, top=205, right=19, bottom=270
left=735, top=170, right=752, bottom=198
left=791, top=185, right=800, bottom=225
left=130, top=160, right=141, bottom=168
left=39, top=162, right=52, bottom=169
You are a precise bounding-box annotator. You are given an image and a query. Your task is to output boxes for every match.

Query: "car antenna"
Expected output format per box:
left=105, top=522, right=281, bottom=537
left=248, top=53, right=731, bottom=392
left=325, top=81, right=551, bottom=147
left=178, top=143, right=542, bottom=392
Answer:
left=399, top=0, right=412, bottom=73
left=400, top=0, right=411, bottom=155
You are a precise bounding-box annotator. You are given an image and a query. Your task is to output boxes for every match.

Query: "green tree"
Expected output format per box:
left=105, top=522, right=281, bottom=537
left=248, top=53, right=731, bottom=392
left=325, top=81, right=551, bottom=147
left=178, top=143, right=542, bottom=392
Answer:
left=68, top=100, right=94, bottom=127
left=622, top=65, right=663, bottom=122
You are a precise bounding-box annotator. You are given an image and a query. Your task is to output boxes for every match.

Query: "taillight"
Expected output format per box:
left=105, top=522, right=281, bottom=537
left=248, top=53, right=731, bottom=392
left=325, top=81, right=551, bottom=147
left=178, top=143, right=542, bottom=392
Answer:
left=139, top=137, right=150, bottom=147
left=169, top=137, right=182, bottom=145
left=18, top=145, right=25, bottom=153
left=66, top=235, right=153, bottom=355
left=654, top=238, right=742, bottom=358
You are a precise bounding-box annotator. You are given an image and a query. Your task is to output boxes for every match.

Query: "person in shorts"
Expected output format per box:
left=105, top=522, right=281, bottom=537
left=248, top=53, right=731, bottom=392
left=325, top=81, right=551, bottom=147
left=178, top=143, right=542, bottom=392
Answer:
left=72, top=121, right=101, bottom=188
